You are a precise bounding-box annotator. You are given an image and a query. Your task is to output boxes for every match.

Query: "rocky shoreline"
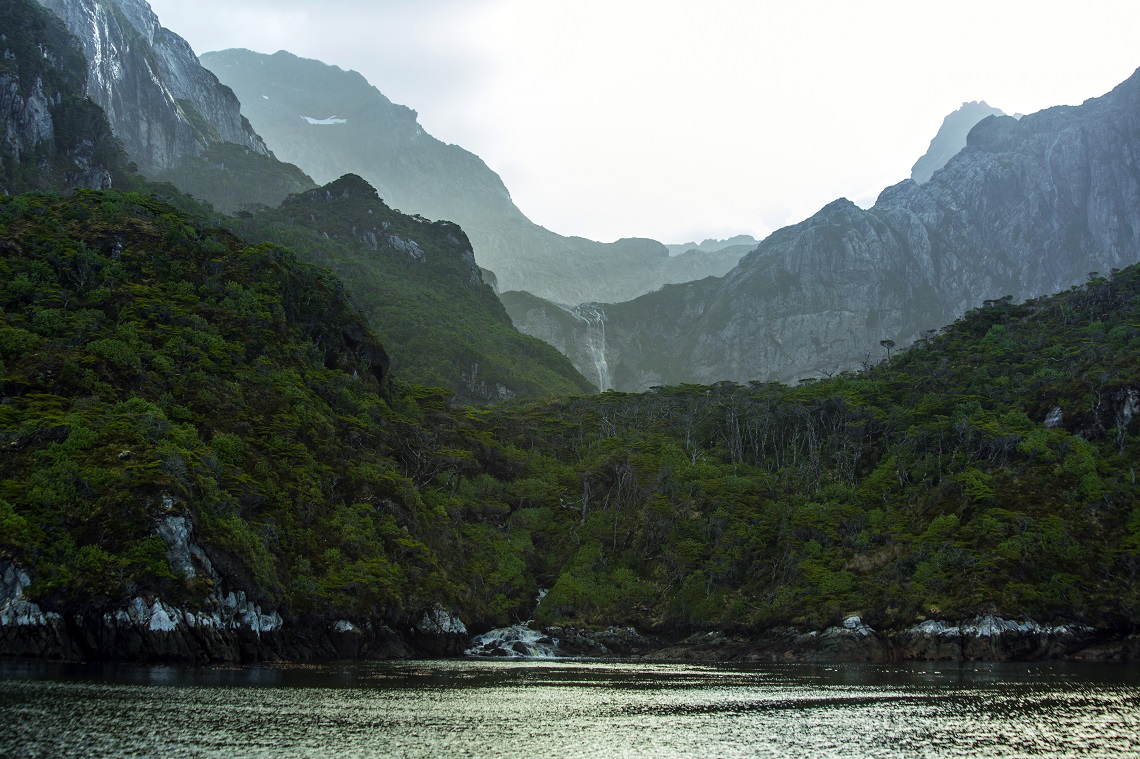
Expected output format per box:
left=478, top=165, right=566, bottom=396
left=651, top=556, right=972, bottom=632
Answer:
left=465, top=616, right=1140, bottom=664
left=5, top=544, right=1138, bottom=665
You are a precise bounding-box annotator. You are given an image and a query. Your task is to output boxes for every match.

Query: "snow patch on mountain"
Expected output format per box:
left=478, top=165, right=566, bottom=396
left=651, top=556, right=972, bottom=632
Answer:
left=302, top=115, right=347, bottom=125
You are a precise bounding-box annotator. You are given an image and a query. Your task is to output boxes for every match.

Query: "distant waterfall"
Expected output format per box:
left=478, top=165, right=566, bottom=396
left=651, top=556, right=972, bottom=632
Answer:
left=572, top=304, right=611, bottom=392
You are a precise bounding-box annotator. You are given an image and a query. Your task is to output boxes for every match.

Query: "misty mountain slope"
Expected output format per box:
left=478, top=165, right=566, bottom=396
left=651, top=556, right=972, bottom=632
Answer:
left=656, top=244, right=752, bottom=284
left=152, top=141, right=316, bottom=214
left=910, top=101, right=1006, bottom=184
left=501, top=277, right=724, bottom=393
left=544, top=67, right=1140, bottom=390
left=231, top=174, right=595, bottom=401
left=35, top=0, right=314, bottom=210
left=200, top=48, right=745, bottom=304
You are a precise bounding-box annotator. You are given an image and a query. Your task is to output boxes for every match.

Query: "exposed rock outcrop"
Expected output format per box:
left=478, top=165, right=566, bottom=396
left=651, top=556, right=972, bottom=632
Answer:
left=0, top=563, right=78, bottom=659
left=1, top=0, right=120, bottom=193
left=461, top=615, right=1134, bottom=663
left=37, top=0, right=269, bottom=175
left=413, top=608, right=468, bottom=657
left=0, top=511, right=460, bottom=663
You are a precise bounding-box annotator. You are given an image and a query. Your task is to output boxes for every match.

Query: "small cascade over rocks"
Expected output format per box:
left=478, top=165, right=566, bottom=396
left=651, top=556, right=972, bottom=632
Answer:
left=466, top=589, right=560, bottom=658
left=465, top=624, right=559, bottom=659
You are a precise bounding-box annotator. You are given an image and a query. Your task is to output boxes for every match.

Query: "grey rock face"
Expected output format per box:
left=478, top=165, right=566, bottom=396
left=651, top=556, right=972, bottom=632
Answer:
left=200, top=48, right=748, bottom=305
left=0, top=75, right=54, bottom=162
left=566, top=68, right=1140, bottom=390
left=0, top=561, right=78, bottom=659
left=38, top=0, right=269, bottom=175
left=911, top=101, right=1007, bottom=184
left=413, top=608, right=469, bottom=656
left=892, top=617, right=1101, bottom=661
left=1, top=0, right=117, bottom=193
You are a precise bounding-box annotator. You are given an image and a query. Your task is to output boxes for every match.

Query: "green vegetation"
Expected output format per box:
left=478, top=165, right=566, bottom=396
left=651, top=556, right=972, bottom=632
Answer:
left=483, top=279, right=1140, bottom=631
left=1, top=188, right=1137, bottom=638
left=0, top=190, right=459, bottom=620
left=230, top=174, right=594, bottom=401
left=3, top=0, right=586, bottom=405
left=8, top=0, right=1132, bottom=645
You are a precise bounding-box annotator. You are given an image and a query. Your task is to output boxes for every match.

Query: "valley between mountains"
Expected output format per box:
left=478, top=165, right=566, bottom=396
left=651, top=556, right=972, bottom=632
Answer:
left=0, top=0, right=1138, bottom=663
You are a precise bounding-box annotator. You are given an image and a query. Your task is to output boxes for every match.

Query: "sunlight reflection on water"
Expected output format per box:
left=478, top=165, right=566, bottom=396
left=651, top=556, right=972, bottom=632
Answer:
left=1, top=660, right=1138, bottom=758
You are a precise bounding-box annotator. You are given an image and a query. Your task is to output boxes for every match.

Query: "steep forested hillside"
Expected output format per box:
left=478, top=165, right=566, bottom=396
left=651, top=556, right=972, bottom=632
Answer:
left=490, top=276, right=1140, bottom=631
left=2, top=190, right=389, bottom=608
left=0, top=189, right=556, bottom=637
left=4, top=0, right=586, bottom=403
left=230, top=175, right=594, bottom=401
left=2, top=187, right=1137, bottom=661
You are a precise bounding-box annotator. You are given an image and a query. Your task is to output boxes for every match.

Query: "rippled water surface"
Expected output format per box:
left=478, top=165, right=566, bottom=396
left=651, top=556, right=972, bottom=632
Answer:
left=2, top=659, right=1139, bottom=757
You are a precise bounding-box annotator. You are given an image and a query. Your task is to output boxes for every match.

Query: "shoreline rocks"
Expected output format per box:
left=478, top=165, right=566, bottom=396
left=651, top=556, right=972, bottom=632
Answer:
left=643, top=615, right=1134, bottom=663
left=462, top=615, right=1138, bottom=664
left=4, top=559, right=1137, bottom=664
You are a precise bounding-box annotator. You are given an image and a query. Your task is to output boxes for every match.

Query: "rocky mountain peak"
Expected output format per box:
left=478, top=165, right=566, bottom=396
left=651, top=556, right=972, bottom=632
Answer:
left=911, top=100, right=1007, bottom=184
left=515, top=66, right=1140, bottom=390
left=309, top=173, right=380, bottom=203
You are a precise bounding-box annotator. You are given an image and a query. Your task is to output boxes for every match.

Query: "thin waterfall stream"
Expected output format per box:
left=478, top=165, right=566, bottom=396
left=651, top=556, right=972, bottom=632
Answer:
left=572, top=303, right=611, bottom=391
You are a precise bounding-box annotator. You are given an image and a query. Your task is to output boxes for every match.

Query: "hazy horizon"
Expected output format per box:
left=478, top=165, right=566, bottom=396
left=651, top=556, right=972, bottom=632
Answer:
left=148, top=0, right=1140, bottom=244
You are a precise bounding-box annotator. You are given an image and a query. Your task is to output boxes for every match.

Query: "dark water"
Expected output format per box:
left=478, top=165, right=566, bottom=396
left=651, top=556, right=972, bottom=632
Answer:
left=2, top=659, right=1138, bottom=758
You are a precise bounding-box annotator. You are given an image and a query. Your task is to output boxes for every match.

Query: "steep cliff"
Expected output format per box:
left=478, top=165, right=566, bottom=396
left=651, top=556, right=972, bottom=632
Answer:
left=200, top=49, right=745, bottom=305
left=37, top=0, right=265, bottom=174
left=1, top=0, right=127, bottom=193
left=543, top=67, right=1140, bottom=390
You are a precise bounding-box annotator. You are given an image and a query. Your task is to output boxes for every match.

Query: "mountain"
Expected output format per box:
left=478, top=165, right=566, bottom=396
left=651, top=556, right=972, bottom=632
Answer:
left=231, top=174, right=595, bottom=401
left=36, top=0, right=314, bottom=210
left=1, top=0, right=131, bottom=194
left=498, top=291, right=619, bottom=391
left=655, top=243, right=752, bottom=282
left=10, top=0, right=582, bottom=399
left=199, top=48, right=745, bottom=305
left=5, top=0, right=1137, bottom=664
left=3, top=188, right=1138, bottom=660
left=37, top=0, right=264, bottom=173
left=911, top=101, right=1007, bottom=184
left=500, top=237, right=756, bottom=390
left=665, top=235, right=758, bottom=256
left=511, top=68, right=1140, bottom=391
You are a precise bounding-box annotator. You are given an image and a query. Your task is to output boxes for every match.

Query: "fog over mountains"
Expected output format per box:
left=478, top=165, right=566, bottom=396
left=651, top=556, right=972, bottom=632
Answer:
left=507, top=72, right=1140, bottom=390
left=22, top=0, right=1140, bottom=396
left=200, top=48, right=748, bottom=305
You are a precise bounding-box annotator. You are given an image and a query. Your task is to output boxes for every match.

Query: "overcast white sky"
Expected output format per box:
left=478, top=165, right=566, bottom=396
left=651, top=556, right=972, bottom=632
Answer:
left=148, top=0, right=1140, bottom=244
